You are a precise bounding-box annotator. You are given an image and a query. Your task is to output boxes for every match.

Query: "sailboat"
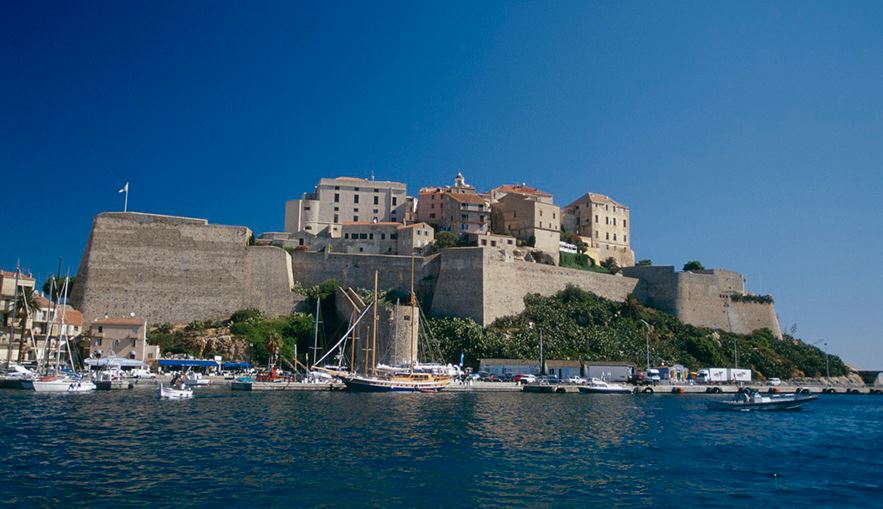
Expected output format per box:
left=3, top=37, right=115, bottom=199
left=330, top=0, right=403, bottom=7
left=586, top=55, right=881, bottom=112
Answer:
left=20, top=275, right=95, bottom=393
left=341, top=261, right=453, bottom=392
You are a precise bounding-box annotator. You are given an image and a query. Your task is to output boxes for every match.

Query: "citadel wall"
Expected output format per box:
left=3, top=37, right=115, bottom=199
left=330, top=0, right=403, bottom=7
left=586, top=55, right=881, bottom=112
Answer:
left=71, top=212, right=299, bottom=325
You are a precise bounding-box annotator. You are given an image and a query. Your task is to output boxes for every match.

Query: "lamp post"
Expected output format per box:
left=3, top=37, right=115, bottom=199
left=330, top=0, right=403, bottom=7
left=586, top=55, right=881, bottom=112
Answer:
left=824, top=341, right=830, bottom=381
left=529, top=321, right=544, bottom=375
left=639, top=319, right=652, bottom=371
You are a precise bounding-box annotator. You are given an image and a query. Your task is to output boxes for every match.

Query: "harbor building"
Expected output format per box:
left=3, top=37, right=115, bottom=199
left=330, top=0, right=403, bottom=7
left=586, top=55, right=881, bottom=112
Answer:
left=86, top=317, right=160, bottom=363
left=491, top=189, right=561, bottom=264
left=284, top=176, right=414, bottom=238
left=562, top=192, right=635, bottom=268
left=479, top=358, right=542, bottom=376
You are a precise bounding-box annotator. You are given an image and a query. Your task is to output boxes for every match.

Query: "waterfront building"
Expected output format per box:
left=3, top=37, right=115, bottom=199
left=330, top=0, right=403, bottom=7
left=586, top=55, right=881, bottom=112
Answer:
left=479, top=358, right=542, bottom=376
left=582, top=361, right=636, bottom=382
left=491, top=190, right=561, bottom=263
left=284, top=176, right=414, bottom=237
left=561, top=192, right=635, bottom=268
left=544, top=360, right=582, bottom=380
left=86, top=317, right=160, bottom=363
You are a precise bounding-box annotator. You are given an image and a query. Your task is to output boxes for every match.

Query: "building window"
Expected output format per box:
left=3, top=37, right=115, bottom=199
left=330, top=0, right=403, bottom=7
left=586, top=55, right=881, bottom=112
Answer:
left=354, top=195, right=360, bottom=204
left=333, top=214, right=339, bottom=223
left=624, top=235, right=627, bottom=243
left=353, top=216, right=359, bottom=222
left=334, top=186, right=340, bottom=190
left=354, top=187, right=360, bottom=191
left=373, top=209, right=379, bottom=214
left=391, top=234, right=397, bottom=240
left=334, top=193, right=340, bottom=203
left=305, top=226, right=312, bottom=230
left=354, top=208, right=359, bottom=212
left=344, top=233, right=350, bottom=239
left=481, top=239, right=487, bottom=246
left=429, top=213, right=436, bottom=219
left=614, top=234, right=617, bottom=241
left=299, top=239, right=304, bottom=246
left=605, top=217, right=609, bottom=225
left=132, top=339, right=137, bottom=347
left=98, top=326, right=103, bottom=333
left=359, top=247, right=363, bottom=252
left=374, top=196, right=379, bottom=205
left=595, top=231, right=599, bottom=238
left=606, top=232, right=610, bottom=240
left=373, top=188, right=379, bottom=193
left=624, top=219, right=627, bottom=228
left=431, top=204, right=434, bottom=209
left=95, top=338, right=102, bottom=345
left=369, top=233, right=374, bottom=240
left=334, top=207, right=339, bottom=212
left=304, top=206, right=311, bottom=211
left=392, top=197, right=397, bottom=206
left=491, top=240, right=497, bottom=247
left=381, top=233, right=386, bottom=240
left=595, top=215, right=599, bottom=223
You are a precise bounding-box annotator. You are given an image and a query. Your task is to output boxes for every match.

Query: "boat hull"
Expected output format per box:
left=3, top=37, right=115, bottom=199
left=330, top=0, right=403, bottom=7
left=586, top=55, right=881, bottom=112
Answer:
left=159, top=384, right=193, bottom=399
left=343, top=376, right=449, bottom=393
left=578, top=386, right=633, bottom=394
left=705, top=394, right=817, bottom=411
left=21, top=379, right=96, bottom=392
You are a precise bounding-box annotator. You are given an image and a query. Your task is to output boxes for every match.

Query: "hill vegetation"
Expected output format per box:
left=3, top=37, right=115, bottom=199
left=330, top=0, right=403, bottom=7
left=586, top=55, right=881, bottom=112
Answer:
left=426, top=285, right=847, bottom=380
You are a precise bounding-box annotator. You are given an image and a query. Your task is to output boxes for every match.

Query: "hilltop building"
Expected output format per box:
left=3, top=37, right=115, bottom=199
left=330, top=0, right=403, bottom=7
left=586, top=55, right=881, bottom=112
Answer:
left=490, top=188, right=561, bottom=263
left=415, top=173, right=490, bottom=234
left=333, top=221, right=435, bottom=255
left=562, top=192, right=635, bottom=267
left=284, top=176, right=414, bottom=238
left=488, top=183, right=553, bottom=204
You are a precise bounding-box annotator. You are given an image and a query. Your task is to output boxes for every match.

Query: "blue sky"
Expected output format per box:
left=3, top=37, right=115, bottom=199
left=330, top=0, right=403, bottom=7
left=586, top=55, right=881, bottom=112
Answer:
left=2, top=1, right=882, bottom=368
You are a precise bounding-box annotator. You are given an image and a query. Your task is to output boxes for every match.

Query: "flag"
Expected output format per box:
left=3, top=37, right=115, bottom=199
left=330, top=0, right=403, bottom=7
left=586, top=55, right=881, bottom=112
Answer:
left=118, top=182, right=128, bottom=193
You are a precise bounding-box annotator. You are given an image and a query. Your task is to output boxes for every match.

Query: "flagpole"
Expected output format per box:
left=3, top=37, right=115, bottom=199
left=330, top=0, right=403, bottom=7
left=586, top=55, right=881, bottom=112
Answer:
left=124, top=187, right=128, bottom=212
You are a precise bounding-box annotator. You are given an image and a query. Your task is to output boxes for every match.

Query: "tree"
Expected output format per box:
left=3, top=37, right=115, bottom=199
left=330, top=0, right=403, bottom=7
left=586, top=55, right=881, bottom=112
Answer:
left=682, top=260, right=705, bottom=272
left=435, top=231, right=459, bottom=249
left=600, top=257, right=620, bottom=274
left=527, top=235, right=536, bottom=248
left=265, top=332, right=283, bottom=368
left=636, top=259, right=653, bottom=266
left=42, top=276, right=75, bottom=302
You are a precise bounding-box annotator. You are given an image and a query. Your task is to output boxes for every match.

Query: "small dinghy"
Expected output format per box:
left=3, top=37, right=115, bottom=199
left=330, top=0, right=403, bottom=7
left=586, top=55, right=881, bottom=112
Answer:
left=706, top=389, right=816, bottom=411
left=159, top=383, right=193, bottom=400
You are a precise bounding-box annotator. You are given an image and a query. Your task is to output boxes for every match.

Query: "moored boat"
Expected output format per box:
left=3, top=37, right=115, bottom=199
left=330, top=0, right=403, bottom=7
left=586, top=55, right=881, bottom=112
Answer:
left=705, top=389, right=817, bottom=411
left=22, top=374, right=96, bottom=392
left=159, top=383, right=193, bottom=399
left=578, top=378, right=634, bottom=394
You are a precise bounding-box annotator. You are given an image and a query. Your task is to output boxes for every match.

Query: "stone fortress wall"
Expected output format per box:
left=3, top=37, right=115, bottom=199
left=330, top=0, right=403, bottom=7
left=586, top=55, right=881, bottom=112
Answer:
left=72, top=212, right=781, bottom=339
left=71, top=212, right=300, bottom=325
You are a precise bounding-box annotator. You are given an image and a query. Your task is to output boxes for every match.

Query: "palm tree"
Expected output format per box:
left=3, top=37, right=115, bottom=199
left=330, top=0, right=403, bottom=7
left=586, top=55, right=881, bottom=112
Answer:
left=16, top=287, right=41, bottom=363
left=265, top=332, right=283, bottom=369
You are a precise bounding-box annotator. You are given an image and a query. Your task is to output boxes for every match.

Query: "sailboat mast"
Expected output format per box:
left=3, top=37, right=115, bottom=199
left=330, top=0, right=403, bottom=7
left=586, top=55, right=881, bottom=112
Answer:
left=4, top=269, right=21, bottom=370
left=311, top=296, right=320, bottom=369
left=371, top=271, right=378, bottom=376
left=349, top=310, right=356, bottom=374
left=409, top=255, right=416, bottom=368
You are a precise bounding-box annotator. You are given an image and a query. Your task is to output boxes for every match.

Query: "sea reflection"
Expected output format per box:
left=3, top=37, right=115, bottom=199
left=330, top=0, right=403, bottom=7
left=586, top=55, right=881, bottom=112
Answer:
left=0, top=389, right=880, bottom=508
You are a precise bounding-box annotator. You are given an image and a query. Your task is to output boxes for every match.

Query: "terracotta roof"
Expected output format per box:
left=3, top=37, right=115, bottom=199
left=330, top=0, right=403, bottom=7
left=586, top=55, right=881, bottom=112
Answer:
left=92, top=317, right=147, bottom=326
left=0, top=271, right=35, bottom=281
left=587, top=193, right=627, bottom=208
left=52, top=306, right=84, bottom=327
left=397, top=222, right=431, bottom=230
left=341, top=221, right=402, bottom=227
left=446, top=193, right=487, bottom=205
left=493, top=184, right=552, bottom=198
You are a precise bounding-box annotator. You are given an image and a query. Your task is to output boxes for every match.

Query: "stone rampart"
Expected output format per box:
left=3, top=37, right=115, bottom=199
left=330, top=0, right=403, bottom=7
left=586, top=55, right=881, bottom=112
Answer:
left=624, top=266, right=782, bottom=338
left=72, top=212, right=299, bottom=325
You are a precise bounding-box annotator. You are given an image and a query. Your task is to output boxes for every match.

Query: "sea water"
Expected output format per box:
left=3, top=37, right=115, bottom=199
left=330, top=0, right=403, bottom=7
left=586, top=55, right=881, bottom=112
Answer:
left=0, top=389, right=880, bottom=508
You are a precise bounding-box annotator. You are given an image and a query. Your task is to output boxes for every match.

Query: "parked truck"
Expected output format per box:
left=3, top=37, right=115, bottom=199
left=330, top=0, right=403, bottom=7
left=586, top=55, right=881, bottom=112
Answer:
left=697, top=368, right=752, bottom=384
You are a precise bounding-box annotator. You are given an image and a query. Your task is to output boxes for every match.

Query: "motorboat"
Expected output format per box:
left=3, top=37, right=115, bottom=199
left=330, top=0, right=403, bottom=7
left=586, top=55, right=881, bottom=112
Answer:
left=159, top=383, right=193, bottom=399
left=182, top=371, right=211, bottom=386
left=705, top=389, right=817, bottom=411
left=22, top=374, right=96, bottom=393
left=578, top=378, right=634, bottom=394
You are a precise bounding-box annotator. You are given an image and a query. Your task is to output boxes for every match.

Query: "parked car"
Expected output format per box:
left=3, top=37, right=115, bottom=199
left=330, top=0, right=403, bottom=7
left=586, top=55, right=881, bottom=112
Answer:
left=499, top=373, right=514, bottom=383
left=767, top=377, right=782, bottom=386
left=566, top=376, right=586, bottom=385
left=513, top=373, right=537, bottom=384
left=539, top=375, right=560, bottom=385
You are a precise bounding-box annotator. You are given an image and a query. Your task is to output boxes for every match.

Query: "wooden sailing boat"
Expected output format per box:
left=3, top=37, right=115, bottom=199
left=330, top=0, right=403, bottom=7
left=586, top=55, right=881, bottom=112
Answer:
left=341, top=260, right=452, bottom=392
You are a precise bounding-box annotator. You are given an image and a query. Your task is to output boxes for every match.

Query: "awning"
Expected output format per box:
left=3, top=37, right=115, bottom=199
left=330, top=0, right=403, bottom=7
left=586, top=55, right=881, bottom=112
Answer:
left=158, top=359, right=219, bottom=368
left=85, top=358, right=144, bottom=368
left=222, top=361, right=252, bottom=369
